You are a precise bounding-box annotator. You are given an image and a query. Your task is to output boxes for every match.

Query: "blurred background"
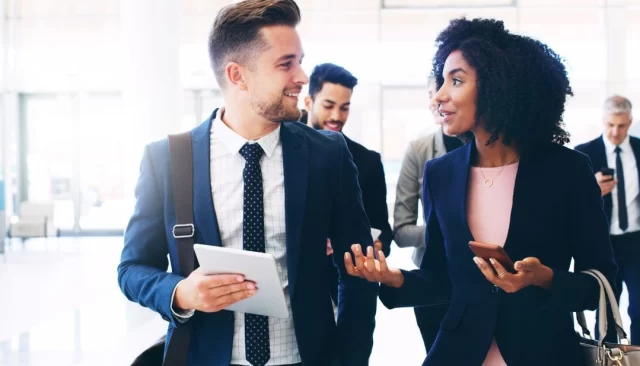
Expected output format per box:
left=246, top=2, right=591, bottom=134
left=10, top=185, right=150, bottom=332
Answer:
left=0, top=0, right=639, bottom=365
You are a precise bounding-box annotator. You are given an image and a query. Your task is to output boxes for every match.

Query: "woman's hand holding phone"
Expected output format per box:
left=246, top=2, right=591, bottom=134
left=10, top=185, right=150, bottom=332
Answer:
left=469, top=241, right=554, bottom=292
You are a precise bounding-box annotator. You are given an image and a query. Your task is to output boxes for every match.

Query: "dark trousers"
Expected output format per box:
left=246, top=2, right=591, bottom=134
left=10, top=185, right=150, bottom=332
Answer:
left=414, top=304, right=449, bottom=353
left=596, top=230, right=640, bottom=345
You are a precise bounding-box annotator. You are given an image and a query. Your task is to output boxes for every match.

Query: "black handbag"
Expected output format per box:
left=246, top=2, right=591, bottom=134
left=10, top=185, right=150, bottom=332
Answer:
left=130, top=131, right=196, bottom=366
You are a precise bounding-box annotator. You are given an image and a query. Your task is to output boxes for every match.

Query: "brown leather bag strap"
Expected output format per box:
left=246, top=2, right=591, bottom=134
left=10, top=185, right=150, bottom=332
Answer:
left=163, top=131, right=195, bottom=366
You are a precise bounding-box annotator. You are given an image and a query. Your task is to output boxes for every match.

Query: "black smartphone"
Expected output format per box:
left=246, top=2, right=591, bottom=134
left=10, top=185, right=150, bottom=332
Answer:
left=601, top=167, right=615, bottom=180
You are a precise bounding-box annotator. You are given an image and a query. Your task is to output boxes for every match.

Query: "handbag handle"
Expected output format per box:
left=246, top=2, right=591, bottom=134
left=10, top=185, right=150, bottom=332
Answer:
left=575, top=270, right=607, bottom=343
left=575, top=269, right=629, bottom=346
left=584, top=269, right=629, bottom=345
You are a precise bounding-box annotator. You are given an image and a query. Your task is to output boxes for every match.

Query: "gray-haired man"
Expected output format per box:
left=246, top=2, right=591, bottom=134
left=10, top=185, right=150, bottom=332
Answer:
left=575, top=95, right=640, bottom=345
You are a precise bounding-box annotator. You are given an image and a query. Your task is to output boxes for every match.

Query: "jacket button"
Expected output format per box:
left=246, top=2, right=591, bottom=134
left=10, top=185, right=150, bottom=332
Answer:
left=491, top=285, right=501, bottom=293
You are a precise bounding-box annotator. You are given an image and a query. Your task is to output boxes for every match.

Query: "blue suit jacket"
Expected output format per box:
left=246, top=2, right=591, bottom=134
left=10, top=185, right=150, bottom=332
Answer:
left=380, top=140, right=617, bottom=366
left=117, top=110, right=378, bottom=366
left=575, top=135, right=640, bottom=227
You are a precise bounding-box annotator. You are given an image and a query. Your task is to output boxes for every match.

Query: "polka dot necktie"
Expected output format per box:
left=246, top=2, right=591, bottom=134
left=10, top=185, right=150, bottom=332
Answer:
left=239, top=142, right=270, bottom=366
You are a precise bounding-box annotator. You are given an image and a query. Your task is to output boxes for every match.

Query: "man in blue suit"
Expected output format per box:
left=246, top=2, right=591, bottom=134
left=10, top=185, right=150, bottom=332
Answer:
left=575, top=95, right=640, bottom=345
left=303, top=63, right=393, bottom=306
left=116, top=1, right=378, bottom=365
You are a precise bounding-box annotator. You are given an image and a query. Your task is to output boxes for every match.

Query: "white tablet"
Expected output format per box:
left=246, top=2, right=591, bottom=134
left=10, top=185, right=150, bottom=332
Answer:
left=193, top=244, right=289, bottom=319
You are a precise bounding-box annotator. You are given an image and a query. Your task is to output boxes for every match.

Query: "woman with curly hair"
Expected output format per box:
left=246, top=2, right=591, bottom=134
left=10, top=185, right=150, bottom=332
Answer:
left=345, top=17, right=617, bottom=365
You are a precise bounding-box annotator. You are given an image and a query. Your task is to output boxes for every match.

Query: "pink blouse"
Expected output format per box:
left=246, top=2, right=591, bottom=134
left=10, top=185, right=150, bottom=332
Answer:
left=466, top=162, right=519, bottom=366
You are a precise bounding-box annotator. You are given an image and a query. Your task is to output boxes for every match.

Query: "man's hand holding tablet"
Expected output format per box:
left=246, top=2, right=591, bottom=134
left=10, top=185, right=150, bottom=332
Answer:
left=173, top=267, right=257, bottom=313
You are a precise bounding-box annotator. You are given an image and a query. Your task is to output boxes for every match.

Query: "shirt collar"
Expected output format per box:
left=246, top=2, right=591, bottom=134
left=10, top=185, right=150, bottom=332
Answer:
left=213, top=107, right=281, bottom=158
left=602, top=134, right=631, bottom=154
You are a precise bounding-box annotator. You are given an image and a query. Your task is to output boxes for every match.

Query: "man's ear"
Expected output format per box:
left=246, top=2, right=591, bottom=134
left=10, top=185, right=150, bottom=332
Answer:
left=226, top=62, right=248, bottom=91
left=304, top=95, right=313, bottom=111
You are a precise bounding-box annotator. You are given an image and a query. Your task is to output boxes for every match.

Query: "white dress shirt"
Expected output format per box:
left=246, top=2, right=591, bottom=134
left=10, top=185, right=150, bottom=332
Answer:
left=602, top=135, right=640, bottom=235
left=171, top=109, right=300, bottom=365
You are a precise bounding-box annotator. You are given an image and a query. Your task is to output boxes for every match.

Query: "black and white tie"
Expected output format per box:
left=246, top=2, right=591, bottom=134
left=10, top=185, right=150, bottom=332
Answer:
left=239, top=142, right=270, bottom=366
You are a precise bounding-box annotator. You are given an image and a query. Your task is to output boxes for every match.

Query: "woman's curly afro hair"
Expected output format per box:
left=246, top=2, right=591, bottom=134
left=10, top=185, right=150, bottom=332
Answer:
left=432, top=17, right=573, bottom=152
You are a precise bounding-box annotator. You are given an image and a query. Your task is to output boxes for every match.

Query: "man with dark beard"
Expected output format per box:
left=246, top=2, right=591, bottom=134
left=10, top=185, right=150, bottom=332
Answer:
left=117, top=2, right=379, bottom=365
left=304, top=63, right=393, bottom=305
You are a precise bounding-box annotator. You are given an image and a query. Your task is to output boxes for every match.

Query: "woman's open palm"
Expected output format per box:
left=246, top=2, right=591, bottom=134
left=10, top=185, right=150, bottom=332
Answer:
left=344, top=244, right=403, bottom=288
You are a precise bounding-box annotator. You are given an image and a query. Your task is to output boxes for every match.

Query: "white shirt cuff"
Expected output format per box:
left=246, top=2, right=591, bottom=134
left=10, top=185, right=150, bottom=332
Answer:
left=171, top=281, right=195, bottom=322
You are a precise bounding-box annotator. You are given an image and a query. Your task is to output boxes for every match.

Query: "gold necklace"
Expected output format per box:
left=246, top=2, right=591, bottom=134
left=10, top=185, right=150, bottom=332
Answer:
left=477, top=155, right=518, bottom=187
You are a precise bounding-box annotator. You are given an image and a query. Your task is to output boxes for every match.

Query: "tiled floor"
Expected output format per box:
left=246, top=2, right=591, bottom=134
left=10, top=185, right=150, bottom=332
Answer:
left=0, top=237, right=631, bottom=366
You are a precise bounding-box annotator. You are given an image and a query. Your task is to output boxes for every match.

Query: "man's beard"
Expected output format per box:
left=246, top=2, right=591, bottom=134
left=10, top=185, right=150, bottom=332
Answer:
left=309, top=116, right=344, bottom=132
left=250, top=92, right=300, bottom=123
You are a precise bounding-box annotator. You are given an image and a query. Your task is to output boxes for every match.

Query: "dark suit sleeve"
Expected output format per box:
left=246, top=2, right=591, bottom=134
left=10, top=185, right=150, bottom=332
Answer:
left=329, top=134, right=378, bottom=366
left=541, top=153, right=617, bottom=312
left=362, top=153, right=393, bottom=256
left=379, top=161, right=451, bottom=309
left=117, top=144, right=184, bottom=327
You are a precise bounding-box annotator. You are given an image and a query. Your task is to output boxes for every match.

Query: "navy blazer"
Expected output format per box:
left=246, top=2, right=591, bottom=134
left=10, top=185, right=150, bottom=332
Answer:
left=117, top=110, right=378, bottom=366
left=344, top=135, right=393, bottom=255
left=379, top=140, right=617, bottom=366
left=575, top=135, right=640, bottom=227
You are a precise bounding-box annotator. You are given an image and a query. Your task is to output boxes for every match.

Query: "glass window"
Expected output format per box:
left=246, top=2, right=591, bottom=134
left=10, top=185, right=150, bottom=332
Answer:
left=625, top=9, right=640, bottom=82
left=518, top=7, right=606, bottom=82
left=382, top=87, right=437, bottom=162
left=562, top=82, right=608, bottom=148
left=23, top=93, right=130, bottom=232
left=76, top=93, right=128, bottom=231
left=23, top=94, right=75, bottom=230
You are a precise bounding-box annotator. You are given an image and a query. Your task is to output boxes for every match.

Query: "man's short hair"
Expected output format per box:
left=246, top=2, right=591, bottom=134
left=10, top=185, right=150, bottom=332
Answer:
left=604, top=95, right=633, bottom=115
left=308, top=63, right=358, bottom=100
left=208, top=0, right=301, bottom=88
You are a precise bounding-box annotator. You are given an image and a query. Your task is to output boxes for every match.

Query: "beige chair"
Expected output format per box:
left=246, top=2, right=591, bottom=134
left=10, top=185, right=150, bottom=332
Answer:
left=8, top=202, right=58, bottom=238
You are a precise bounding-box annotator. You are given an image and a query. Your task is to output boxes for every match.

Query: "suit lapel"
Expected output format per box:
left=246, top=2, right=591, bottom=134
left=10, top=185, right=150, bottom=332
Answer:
left=453, top=141, right=474, bottom=241
left=191, top=110, right=223, bottom=246
left=280, top=123, right=307, bottom=300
